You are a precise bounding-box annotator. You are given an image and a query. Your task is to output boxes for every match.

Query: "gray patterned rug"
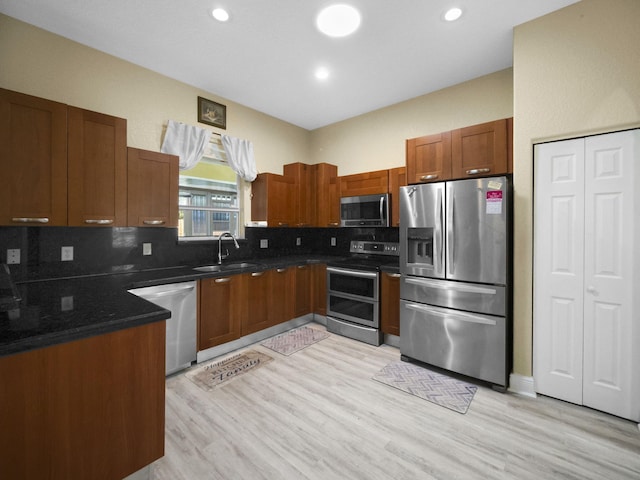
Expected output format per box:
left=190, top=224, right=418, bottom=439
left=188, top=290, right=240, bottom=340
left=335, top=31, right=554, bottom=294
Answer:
left=186, top=350, right=272, bottom=391
left=261, top=326, right=330, bottom=356
left=373, top=361, right=478, bottom=414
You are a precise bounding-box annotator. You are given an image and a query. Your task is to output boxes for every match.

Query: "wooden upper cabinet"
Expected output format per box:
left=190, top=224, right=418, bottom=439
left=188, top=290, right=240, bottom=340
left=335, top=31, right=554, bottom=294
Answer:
left=68, top=107, right=127, bottom=227
left=127, top=148, right=179, bottom=227
left=314, top=163, right=340, bottom=227
left=388, top=166, right=406, bottom=227
left=406, top=131, right=452, bottom=184
left=251, top=173, right=296, bottom=227
left=507, top=117, right=513, bottom=174
left=284, top=162, right=314, bottom=227
left=451, top=119, right=508, bottom=178
left=339, top=169, right=389, bottom=196
left=0, top=88, right=68, bottom=226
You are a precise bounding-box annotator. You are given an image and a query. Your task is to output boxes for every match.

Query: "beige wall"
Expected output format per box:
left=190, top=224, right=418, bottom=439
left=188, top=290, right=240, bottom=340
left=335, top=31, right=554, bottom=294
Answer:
left=310, top=69, right=513, bottom=174
left=0, top=14, right=309, bottom=176
left=3, top=0, right=639, bottom=381
left=512, top=0, right=640, bottom=376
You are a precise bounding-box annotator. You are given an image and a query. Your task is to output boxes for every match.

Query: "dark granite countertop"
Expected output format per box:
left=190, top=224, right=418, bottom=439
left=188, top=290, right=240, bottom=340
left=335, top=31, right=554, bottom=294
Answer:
left=0, top=255, right=346, bottom=358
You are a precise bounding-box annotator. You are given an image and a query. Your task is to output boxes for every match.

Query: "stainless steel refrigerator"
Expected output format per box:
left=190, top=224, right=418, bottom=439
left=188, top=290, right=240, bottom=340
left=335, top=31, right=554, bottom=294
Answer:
left=399, top=176, right=511, bottom=389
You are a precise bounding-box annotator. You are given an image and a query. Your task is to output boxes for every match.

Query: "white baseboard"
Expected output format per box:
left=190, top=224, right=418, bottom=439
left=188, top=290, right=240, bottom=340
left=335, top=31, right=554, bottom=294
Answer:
left=508, top=373, right=537, bottom=398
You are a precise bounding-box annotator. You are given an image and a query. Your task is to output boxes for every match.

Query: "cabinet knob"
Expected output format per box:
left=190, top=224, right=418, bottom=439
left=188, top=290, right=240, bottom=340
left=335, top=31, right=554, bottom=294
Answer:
left=465, top=168, right=491, bottom=176
left=420, top=174, right=438, bottom=182
left=84, top=219, right=114, bottom=225
left=12, top=217, right=49, bottom=223
left=586, top=286, right=597, bottom=294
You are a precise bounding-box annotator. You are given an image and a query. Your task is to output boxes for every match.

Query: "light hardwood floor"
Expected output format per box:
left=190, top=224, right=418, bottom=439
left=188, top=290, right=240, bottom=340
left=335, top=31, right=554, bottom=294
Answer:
left=151, top=324, right=640, bottom=480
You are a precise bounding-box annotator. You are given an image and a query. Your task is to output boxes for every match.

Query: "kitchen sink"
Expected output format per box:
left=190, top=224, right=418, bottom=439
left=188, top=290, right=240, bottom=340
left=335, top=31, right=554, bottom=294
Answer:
left=193, top=265, right=223, bottom=272
left=223, top=262, right=259, bottom=269
left=193, top=262, right=259, bottom=273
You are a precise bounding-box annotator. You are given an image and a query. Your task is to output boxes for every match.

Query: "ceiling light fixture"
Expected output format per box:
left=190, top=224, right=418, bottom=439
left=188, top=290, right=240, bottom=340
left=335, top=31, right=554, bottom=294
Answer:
left=316, top=4, right=361, bottom=38
left=315, top=67, right=330, bottom=81
left=212, top=8, right=229, bottom=22
left=444, top=7, right=463, bottom=22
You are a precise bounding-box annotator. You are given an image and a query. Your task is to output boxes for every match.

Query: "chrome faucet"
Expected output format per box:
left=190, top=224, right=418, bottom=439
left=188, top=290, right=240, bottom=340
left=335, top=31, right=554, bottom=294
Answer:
left=218, top=232, right=240, bottom=264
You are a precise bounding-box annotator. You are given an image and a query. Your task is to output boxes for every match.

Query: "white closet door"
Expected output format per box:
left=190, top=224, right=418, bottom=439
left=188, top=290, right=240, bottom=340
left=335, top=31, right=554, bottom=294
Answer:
left=533, top=139, right=585, bottom=405
left=582, top=130, right=639, bottom=421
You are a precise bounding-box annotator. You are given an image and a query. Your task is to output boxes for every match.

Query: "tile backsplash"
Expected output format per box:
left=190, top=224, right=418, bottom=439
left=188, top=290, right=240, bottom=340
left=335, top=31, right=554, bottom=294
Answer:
left=0, top=226, right=398, bottom=282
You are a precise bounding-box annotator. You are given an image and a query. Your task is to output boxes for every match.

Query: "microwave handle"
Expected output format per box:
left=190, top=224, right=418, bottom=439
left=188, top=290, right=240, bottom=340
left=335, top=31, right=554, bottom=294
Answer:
left=380, top=196, right=385, bottom=223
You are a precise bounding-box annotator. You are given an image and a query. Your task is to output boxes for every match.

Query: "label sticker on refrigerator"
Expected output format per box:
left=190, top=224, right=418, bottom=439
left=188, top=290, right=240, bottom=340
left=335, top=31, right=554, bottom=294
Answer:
left=486, top=191, right=503, bottom=214
left=488, top=180, right=502, bottom=190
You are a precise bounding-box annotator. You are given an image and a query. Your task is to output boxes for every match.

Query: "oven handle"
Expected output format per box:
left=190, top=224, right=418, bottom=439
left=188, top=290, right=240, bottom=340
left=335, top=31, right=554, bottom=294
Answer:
left=327, top=266, right=379, bottom=279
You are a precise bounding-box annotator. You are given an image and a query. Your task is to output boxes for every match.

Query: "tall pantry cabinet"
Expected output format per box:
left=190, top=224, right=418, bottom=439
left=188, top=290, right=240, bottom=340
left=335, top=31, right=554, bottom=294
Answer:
left=533, top=129, right=640, bottom=422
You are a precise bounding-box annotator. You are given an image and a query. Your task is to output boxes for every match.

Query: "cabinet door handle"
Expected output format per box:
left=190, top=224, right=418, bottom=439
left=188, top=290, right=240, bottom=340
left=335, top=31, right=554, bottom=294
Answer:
left=143, top=220, right=165, bottom=225
left=84, top=219, right=113, bottom=225
left=387, top=273, right=401, bottom=278
left=214, top=277, right=231, bottom=283
left=251, top=272, right=264, bottom=277
left=276, top=268, right=287, bottom=273
left=277, top=222, right=289, bottom=227
left=465, top=168, right=491, bottom=175
left=297, top=265, right=307, bottom=269
left=12, top=217, right=49, bottom=223
left=328, top=222, right=340, bottom=226
left=420, top=174, right=438, bottom=181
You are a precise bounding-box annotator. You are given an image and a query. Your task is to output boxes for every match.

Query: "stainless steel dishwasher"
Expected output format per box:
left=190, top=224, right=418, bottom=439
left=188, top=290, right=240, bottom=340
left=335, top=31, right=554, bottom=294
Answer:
left=128, top=281, right=197, bottom=375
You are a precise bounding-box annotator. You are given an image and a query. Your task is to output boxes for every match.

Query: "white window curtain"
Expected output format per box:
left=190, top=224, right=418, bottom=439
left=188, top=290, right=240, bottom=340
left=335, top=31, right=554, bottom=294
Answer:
left=221, top=134, right=258, bottom=182
left=160, top=120, right=211, bottom=170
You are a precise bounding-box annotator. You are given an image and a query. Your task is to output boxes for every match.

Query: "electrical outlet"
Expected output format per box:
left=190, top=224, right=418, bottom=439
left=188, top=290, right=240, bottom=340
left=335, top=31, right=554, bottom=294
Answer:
left=7, top=249, right=20, bottom=264
left=296, top=237, right=301, bottom=246
left=61, top=246, right=74, bottom=262
left=143, top=243, right=152, bottom=256
left=331, top=237, right=337, bottom=247
left=260, top=239, right=268, bottom=249
left=61, top=296, right=74, bottom=312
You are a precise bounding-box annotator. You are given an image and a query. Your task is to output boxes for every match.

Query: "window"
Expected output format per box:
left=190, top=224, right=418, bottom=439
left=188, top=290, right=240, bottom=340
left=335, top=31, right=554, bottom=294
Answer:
left=178, top=137, right=241, bottom=239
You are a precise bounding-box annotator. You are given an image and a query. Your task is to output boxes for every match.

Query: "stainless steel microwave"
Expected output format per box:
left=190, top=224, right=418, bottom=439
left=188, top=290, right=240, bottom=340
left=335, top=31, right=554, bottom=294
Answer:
left=340, top=193, right=389, bottom=227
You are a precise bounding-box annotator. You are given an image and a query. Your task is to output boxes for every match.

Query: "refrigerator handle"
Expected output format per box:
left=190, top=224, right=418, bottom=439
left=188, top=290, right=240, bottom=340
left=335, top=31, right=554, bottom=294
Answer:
left=437, top=188, right=445, bottom=276
left=447, top=193, right=455, bottom=275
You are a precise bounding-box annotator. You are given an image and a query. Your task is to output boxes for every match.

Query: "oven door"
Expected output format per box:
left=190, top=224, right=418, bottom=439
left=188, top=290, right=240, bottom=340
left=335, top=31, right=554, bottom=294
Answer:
left=327, top=267, right=378, bottom=301
left=327, top=291, right=380, bottom=328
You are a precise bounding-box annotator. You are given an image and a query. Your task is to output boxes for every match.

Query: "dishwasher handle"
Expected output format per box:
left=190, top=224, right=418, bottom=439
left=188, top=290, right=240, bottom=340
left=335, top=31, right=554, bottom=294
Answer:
left=133, top=284, right=195, bottom=299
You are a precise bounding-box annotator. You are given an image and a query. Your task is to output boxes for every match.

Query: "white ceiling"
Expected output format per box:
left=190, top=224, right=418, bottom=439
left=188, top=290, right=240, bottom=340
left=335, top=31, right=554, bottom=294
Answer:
left=0, top=0, right=579, bottom=130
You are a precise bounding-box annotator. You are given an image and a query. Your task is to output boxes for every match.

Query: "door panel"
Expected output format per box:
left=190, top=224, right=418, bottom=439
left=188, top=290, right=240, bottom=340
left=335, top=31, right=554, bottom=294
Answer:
left=582, top=130, right=639, bottom=421
left=399, top=183, right=445, bottom=278
left=445, top=177, right=508, bottom=285
left=533, top=139, right=585, bottom=405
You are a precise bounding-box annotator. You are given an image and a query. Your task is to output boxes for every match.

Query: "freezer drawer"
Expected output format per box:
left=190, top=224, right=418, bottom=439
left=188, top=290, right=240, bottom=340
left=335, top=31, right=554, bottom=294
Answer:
left=400, top=300, right=507, bottom=386
left=401, top=276, right=506, bottom=317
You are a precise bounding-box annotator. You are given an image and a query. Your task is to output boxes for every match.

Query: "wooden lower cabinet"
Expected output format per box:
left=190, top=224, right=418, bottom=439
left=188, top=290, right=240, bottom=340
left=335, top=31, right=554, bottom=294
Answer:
left=269, top=266, right=294, bottom=327
left=312, top=263, right=327, bottom=316
left=0, top=322, right=165, bottom=479
left=198, top=274, right=245, bottom=350
left=380, top=271, right=401, bottom=336
left=293, top=264, right=313, bottom=318
left=243, top=270, right=271, bottom=336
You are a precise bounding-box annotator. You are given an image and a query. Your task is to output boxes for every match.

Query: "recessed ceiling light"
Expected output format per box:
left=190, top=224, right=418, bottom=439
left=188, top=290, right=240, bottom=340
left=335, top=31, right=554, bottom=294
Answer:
left=315, top=67, right=330, bottom=80
left=316, top=4, right=361, bottom=38
left=212, top=8, right=229, bottom=22
left=444, top=7, right=463, bottom=22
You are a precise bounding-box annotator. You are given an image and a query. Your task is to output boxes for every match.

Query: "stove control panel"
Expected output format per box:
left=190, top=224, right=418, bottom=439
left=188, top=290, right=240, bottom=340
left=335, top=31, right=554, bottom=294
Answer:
left=349, top=241, right=399, bottom=256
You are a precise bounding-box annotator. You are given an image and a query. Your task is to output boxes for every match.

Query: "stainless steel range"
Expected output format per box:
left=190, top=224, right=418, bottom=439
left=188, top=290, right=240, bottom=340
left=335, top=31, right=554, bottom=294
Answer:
left=326, top=240, right=399, bottom=346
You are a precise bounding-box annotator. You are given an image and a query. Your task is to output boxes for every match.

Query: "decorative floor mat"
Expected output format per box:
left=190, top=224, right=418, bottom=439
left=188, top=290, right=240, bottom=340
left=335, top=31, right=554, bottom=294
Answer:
left=373, top=361, right=478, bottom=414
left=187, top=350, right=272, bottom=391
left=261, top=326, right=330, bottom=356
